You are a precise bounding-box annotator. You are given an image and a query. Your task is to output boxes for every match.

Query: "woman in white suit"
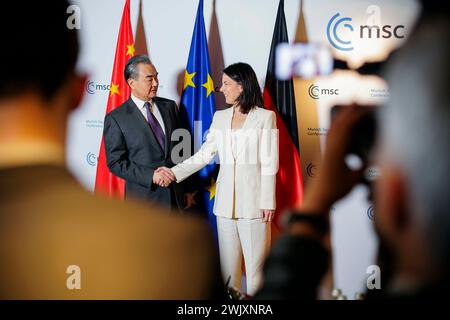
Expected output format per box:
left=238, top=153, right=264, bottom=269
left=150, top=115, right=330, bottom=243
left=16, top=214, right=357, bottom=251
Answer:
left=163, top=63, right=278, bottom=295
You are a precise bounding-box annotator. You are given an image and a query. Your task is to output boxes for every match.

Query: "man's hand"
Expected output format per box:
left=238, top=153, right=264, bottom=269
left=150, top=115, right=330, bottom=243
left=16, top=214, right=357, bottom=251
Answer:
left=262, top=209, right=275, bottom=223
left=153, top=167, right=175, bottom=187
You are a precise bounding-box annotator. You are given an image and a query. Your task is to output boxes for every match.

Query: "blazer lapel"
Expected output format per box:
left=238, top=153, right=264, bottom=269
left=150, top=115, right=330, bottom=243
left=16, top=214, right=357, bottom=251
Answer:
left=225, top=107, right=234, bottom=161
left=235, top=108, right=259, bottom=158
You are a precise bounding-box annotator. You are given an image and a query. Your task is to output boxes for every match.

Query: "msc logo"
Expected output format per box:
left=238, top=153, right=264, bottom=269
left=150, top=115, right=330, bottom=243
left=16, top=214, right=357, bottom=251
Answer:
left=86, top=152, right=98, bottom=166
left=86, top=80, right=110, bottom=95
left=327, top=13, right=354, bottom=51
left=308, top=85, right=320, bottom=99
left=86, top=80, right=95, bottom=94
left=326, top=10, right=406, bottom=51
left=367, top=205, right=374, bottom=220
left=306, top=162, right=317, bottom=177
left=308, top=84, right=339, bottom=100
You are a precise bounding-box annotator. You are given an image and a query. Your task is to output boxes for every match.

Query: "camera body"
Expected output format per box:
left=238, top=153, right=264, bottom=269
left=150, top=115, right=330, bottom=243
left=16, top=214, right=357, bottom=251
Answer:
left=330, top=104, right=377, bottom=163
left=276, top=43, right=334, bottom=80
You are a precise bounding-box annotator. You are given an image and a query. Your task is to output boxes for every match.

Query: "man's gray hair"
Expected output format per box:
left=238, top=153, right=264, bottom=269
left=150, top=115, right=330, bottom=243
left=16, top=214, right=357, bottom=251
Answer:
left=380, top=18, right=450, bottom=266
left=124, top=55, right=153, bottom=83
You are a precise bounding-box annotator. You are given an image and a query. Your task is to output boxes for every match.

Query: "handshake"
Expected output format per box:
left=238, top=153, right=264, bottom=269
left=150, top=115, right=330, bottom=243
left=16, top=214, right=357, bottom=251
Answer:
left=152, top=166, right=175, bottom=188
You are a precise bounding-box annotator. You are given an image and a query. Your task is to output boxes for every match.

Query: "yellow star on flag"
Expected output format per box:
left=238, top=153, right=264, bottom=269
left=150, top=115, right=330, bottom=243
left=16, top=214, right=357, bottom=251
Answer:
left=110, top=83, right=120, bottom=97
left=126, top=43, right=135, bottom=57
left=202, top=73, right=215, bottom=98
left=183, top=70, right=196, bottom=90
left=205, top=177, right=216, bottom=201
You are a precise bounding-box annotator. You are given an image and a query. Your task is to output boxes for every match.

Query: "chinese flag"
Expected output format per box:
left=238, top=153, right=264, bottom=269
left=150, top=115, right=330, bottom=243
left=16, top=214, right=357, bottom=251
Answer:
left=95, top=0, right=135, bottom=198
left=263, top=0, right=304, bottom=236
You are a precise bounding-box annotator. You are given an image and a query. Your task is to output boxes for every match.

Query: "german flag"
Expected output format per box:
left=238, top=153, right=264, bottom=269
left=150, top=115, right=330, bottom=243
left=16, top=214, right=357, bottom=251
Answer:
left=263, top=0, right=304, bottom=235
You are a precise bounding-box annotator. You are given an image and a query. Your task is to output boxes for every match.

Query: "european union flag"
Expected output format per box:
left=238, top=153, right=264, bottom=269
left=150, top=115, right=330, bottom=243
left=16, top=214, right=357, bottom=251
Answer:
left=180, top=0, right=218, bottom=236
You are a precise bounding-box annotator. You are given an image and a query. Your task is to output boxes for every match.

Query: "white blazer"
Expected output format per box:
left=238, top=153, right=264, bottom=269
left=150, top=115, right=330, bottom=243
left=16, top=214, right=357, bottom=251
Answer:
left=172, top=106, right=279, bottom=219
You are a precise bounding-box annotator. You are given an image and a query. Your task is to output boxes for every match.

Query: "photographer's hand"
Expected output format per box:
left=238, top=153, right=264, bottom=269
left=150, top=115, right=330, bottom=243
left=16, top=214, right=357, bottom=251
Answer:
left=301, top=105, right=369, bottom=214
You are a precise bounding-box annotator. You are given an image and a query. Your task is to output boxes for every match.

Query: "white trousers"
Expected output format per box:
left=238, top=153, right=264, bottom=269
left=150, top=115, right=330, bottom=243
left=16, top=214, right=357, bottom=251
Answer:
left=216, top=216, right=271, bottom=296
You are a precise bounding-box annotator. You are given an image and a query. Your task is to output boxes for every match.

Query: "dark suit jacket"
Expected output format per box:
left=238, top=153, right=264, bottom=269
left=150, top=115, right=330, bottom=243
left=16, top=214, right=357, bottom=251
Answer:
left=0, top=164, right=224, bottom=299
left=103, top=96, right=184, bottom=208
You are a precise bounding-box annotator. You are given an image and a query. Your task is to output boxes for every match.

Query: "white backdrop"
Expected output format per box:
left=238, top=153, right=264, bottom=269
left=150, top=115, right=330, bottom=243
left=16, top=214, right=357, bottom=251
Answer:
left=67, top=0, right=420, bottom=298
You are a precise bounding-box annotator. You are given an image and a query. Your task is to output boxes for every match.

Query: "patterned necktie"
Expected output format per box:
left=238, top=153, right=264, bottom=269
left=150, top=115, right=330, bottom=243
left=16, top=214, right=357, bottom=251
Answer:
left=144, top=101, right=165, bottom=152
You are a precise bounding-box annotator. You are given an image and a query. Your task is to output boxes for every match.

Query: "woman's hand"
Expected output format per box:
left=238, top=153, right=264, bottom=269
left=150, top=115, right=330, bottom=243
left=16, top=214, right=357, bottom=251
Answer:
left=154, top=166, right=175, bottom=187
left=262, top=209, right=275, bottom=222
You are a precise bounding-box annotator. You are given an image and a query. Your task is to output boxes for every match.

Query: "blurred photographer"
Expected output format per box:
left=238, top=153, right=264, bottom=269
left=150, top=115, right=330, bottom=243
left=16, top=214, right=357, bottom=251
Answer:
left=0, top=1, right=224, bottom=299
left=255, top=12, right=449, bottom=300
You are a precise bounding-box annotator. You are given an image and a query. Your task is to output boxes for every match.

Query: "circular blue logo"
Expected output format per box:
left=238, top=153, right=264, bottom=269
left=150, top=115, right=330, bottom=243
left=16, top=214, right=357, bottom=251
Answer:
left=367, top=205, right=374, bottom=220
left=86, top=80, right=95, bottom=95
left=86, top=152, right=98, bottom=166
left=326, top=13, right=354, bottom=51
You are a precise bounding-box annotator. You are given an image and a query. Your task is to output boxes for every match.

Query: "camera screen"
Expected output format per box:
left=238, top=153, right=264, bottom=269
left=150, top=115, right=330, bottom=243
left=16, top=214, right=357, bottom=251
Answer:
left=276, top=43, right=333, bottom=80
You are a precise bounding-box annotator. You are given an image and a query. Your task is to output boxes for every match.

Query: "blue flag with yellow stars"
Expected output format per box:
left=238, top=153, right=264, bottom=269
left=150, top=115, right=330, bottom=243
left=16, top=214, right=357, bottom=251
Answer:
left=180, top=0, right=218, bottom=237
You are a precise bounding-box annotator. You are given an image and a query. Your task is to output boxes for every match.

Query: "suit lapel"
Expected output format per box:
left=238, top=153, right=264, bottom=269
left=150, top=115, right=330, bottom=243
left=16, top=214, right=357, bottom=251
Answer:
left=154, top=98, right=171, bottom=159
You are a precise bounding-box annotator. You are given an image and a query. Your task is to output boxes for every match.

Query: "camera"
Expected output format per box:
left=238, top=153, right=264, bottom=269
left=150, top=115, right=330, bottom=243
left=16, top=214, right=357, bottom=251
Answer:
left=331, top=104, right=379, bottom=201
left=330, top=104, right=377, bottom=163
left=276, top=43, right=333, bottom=80
left=276, top=42, right=390, bottom=80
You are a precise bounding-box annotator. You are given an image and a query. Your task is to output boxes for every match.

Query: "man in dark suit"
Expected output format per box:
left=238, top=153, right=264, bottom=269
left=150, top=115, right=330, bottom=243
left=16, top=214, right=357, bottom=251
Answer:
left=103, top=55, right=188, bottom=209
left=0, top=1, right=223, bottom=299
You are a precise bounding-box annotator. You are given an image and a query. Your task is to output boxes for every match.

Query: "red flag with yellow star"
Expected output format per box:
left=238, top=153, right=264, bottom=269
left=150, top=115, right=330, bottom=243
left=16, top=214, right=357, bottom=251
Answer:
left=95, top=0, right=135, bottom=198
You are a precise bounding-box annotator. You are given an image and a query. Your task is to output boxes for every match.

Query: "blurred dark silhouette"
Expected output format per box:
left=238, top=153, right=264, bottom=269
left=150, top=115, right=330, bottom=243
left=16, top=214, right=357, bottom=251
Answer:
left=255, top=4, right=450, bottom=300
left=0, top=1, right=223, bottom=299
